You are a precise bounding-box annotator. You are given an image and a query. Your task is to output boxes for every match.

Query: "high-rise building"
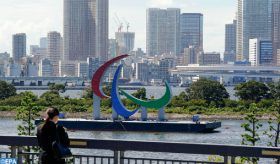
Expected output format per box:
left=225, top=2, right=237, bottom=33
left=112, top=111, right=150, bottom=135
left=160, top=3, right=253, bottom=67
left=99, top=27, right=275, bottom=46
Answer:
left=47, top=31, right=63, bottom=76
left=130, top=48, right=146, bottom=58
left=249, top=39, right=258, bottom=66
left=159, top=58, right=175, bottom=82
left=0, top=52, right=10, bottom=76
left=249, top=38, right=273, bottom=66
left=30, top=45, right=39, bottom=55
left=109, top=39, right=118, bottom=59
left=95, top=0, right=109, bottom=63
left=146, top=8, right=181, bottom=57
left=277, top=49, right=280, bottom=65
left=224, top=20, right=237, bottom=63
left=40, top=37, right=48, bottom=49
left=87, top=57, right=100, bottom=79
left=236, top=0, right=272, bottom=61
left=64, top=0, right=94, bottom=61
left=272, top=0, right=280, bottom=66
left=148, top=63, right=160, bottom=83
left=12, top=33, right=26, bottom=63
left=180, top=13, right=203, bottom=53
left=30, top=45, right=47, bottom=64
left=259, top=40, right=273, bottom=66
left=64, top=0, right=108, bottom=62
left=135, top=62, right=149, bottom=83
left=115, top=32, right=135, bottom=55
left=120, top=60, right=133, bottom=80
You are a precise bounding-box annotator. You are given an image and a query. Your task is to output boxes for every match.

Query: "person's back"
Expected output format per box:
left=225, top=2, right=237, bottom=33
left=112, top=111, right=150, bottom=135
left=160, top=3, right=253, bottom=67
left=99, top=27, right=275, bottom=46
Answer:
left=37, top=108, right=70, bottom=164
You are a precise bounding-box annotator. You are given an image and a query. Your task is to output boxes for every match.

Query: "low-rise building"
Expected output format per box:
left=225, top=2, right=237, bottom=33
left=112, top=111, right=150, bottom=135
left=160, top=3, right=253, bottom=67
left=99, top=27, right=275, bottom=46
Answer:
left=249, top=38, right=273, bottom=66
left=201, top=52, right=221, bottom=65
left=59, top=60, right=76, bottom=77
left=77, top=62, right=89, bottom=78
left=39, top=59, right=53, bottom=77
left=7, top=61, right=21, bottom=77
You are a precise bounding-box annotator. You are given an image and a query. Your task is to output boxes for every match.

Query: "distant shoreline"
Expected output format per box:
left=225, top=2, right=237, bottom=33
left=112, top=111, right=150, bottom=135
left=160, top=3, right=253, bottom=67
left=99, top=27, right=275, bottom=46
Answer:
left=0, top=111, right=275, bottom=121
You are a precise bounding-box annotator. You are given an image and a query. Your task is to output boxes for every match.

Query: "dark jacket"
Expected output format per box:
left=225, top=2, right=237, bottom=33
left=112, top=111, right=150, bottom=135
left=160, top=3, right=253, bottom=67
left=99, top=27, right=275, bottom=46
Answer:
left=37, top=121, right=70, bottom=164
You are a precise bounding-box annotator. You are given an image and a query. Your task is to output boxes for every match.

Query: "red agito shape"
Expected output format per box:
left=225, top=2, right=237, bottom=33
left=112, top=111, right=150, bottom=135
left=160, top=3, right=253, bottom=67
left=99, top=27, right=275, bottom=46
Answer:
left=91, top=54, right=129, bottom=99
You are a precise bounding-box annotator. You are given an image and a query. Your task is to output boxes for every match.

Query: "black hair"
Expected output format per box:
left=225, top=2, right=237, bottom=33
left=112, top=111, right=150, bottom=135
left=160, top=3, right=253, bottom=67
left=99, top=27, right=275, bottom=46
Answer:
left=45, top=107, right=60, bottom=122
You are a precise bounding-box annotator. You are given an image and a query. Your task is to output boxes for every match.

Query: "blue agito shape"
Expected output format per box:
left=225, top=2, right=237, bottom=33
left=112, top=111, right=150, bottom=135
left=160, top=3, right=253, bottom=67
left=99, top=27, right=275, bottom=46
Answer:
left=111, top=65, right=139, bottom=119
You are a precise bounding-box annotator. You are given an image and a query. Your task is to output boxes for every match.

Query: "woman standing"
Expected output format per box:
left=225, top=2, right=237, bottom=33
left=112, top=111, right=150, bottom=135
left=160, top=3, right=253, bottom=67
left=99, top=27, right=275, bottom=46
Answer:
left=37, top=108, right=70, bottom=164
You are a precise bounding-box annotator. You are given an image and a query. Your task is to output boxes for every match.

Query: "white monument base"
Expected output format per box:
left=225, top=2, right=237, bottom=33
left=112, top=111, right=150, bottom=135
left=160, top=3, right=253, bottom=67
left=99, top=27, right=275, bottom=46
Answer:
left=93, top=94, right=101, bottom=120
left=112, top=108, right=119, bottom=120
left=141, top=107, right=148, bottom=121
left=158, top=108, right=166, bottom=121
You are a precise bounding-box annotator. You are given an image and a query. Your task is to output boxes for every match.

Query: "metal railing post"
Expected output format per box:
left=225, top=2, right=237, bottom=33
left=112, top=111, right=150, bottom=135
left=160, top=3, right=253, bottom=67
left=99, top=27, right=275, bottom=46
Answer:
left=120, top=151, right=124, bottom=164
left=224, top=156, right=228, bottom=164
left=231, top=156, right=235, bottom=164
left=17, top=147, right=23, bottom=164
left=114, top=151, right=119, bottom=164
left=10, top=146, right=16, bottom=158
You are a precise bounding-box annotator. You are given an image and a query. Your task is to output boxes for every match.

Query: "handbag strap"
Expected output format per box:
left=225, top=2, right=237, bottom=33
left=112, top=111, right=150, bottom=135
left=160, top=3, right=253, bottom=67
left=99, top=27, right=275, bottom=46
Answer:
left=55, top=125, right=61, bottom=144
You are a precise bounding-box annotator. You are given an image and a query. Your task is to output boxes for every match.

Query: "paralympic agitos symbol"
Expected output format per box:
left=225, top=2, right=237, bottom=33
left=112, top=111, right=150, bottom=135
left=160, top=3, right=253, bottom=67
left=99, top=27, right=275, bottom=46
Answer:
left=91, top=54, right=172, bottom=119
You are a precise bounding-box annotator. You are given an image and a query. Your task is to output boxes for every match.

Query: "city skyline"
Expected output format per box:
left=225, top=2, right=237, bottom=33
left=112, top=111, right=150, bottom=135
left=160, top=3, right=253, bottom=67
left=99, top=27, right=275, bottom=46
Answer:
left=0, top=0, right=236, bottom=55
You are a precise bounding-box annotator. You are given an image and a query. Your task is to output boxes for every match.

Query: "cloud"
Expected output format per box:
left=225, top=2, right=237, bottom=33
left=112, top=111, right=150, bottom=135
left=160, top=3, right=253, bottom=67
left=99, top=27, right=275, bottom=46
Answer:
left=0, top=0, right=62, bottom=53
left=148, top=0, right=174, bottom=7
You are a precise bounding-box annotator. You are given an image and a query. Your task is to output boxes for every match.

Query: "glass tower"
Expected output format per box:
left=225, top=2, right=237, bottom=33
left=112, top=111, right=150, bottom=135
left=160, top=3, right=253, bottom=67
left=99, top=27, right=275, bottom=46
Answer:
left=180, top=13, right=203, bottom=53
left=146, top=8, right=181, bottom=57
left=236, top=0, right=272, bottom=61
left=63, top=0, right=108, bottom=62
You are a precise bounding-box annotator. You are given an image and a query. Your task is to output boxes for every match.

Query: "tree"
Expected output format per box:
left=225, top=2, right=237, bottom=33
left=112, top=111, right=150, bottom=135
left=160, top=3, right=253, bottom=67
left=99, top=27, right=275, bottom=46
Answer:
left=40, top=91, right=62, bottom=107
left=0, top=81, right=16, bottom=100
left=82, top=84, right=112, bottom=99
left=48, top=83, right=66, bottom=93
left=235, top=81, right=270, bottom=103
left=15, top=92, right=41, bottom=162
left=241, top=104, right=262, bottom=163
left=269, top=81, right=280, bottom=100
left=132, top=88, right=147, bottom=100
left=186, top=78, right=229, bottom=106
left=16, top=92, right=40, bottom=136
left=82, top=87, right=93, bottom=99
left=264, top=100, right=280, bottom=164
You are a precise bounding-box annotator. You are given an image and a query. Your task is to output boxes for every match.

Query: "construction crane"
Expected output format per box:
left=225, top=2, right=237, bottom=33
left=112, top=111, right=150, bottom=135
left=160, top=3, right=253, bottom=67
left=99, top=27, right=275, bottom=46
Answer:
left=123, top=18, right=130, bottom=32
left=114, top=13, right=123, bottom=32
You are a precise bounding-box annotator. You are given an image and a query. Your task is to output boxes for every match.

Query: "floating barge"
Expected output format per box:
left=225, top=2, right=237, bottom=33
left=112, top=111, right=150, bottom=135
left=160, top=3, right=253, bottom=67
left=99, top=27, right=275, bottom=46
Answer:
left=35, top=119, right=221, bottom=133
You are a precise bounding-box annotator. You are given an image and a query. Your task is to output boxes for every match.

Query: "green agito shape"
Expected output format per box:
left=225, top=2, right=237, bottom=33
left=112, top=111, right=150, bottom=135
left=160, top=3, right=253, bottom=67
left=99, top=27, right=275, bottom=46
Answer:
left=120, top=81, right=172, bottom=109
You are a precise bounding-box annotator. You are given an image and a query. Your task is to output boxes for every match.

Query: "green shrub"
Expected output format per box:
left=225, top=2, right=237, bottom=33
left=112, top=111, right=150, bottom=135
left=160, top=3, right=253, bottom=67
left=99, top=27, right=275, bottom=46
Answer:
left=187, top=99, right=208, bottom=107
left=257, top=99, right=273, bottom=109
left=187, top=106, right=207, bottom=112
left=0, top=95, right=23, bottom=106
left=224, top=99, right=239, bottom=108
left=0, top=106, right=15, bottom=111
left=61, top=105, right=88, bottom=113
left=166, top=107, right=187, bottom=114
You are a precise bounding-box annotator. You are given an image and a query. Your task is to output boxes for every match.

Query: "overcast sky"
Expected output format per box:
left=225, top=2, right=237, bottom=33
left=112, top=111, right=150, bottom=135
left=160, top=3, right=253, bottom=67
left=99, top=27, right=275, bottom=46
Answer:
left=0, top=0, right=236, bottom=55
